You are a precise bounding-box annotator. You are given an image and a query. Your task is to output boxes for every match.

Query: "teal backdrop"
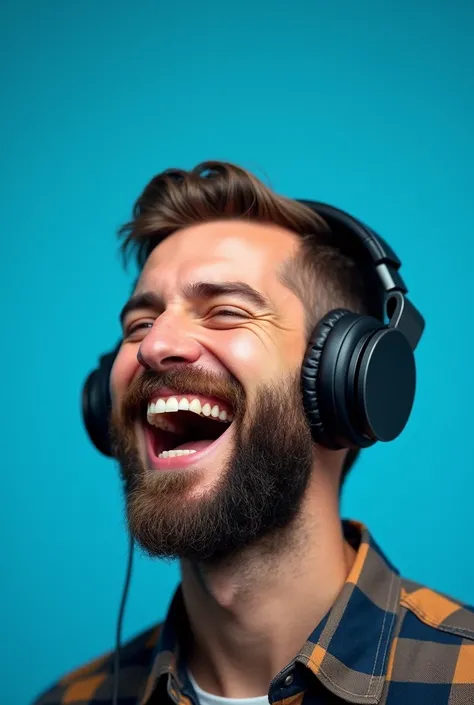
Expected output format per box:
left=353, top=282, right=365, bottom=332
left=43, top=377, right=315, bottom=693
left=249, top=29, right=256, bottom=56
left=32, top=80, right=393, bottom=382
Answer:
left=2, top=2, right=473, bottom=704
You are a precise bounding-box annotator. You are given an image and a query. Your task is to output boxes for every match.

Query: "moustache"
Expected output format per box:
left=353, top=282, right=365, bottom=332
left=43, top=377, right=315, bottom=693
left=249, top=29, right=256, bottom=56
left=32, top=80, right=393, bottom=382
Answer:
left=119, top=366, right=246, bottom=425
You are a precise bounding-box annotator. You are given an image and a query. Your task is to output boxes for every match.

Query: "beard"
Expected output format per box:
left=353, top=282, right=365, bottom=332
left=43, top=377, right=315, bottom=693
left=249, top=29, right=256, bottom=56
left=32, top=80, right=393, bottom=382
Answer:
left=110, top=366, right=314, bottom=566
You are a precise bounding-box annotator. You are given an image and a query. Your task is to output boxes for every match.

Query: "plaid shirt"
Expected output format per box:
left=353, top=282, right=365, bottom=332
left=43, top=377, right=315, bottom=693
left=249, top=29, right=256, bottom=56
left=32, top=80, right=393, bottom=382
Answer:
left=33, top=521, right=474, bottom=705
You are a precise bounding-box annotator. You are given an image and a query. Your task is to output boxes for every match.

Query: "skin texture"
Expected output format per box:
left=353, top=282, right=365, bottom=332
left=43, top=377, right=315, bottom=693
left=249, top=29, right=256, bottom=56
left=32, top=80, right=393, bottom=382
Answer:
left=110, top=219, right=356, bottom=698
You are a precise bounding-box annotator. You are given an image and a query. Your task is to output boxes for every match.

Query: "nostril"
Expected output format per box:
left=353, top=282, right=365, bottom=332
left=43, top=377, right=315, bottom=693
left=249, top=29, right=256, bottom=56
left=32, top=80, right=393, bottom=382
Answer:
left=162, top=356, right=190, bottom=366
left=137, top=349, right=151, bottom=369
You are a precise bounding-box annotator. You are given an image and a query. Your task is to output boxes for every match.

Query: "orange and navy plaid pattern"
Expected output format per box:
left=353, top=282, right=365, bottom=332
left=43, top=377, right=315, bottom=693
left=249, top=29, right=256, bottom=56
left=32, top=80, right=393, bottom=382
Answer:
left=33, top=521, right=474, bottom=704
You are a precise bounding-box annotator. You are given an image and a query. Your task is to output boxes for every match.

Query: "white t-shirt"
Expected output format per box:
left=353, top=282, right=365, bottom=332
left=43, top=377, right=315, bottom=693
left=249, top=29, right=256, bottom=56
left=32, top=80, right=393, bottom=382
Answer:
left=187, top=670, right=270, bottom=705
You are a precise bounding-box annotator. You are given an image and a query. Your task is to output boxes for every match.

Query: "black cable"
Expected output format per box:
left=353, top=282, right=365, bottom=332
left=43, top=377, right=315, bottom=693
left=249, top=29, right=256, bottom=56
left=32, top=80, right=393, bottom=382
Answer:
left=112, top=531, right=135, bottom=705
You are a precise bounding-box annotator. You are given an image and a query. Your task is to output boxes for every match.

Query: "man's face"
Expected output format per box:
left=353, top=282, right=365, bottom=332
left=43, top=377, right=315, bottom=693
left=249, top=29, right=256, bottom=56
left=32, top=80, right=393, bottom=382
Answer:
left=110, top=220, right=315, bottom=564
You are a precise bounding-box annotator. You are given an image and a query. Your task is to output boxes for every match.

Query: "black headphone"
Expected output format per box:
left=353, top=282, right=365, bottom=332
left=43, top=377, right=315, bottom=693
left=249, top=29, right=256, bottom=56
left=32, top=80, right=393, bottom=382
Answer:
left=82, top=200, right=425, bottom=456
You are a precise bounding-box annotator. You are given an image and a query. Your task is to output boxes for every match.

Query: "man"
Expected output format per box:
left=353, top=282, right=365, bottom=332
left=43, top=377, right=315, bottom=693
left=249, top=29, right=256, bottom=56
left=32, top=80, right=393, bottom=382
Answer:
left=34, top=162, right=474, bottom=704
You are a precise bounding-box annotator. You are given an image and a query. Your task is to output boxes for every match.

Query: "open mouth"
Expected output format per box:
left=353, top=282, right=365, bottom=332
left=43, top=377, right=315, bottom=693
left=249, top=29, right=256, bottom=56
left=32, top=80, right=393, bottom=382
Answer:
left=144, top=393, right=234, bottom=469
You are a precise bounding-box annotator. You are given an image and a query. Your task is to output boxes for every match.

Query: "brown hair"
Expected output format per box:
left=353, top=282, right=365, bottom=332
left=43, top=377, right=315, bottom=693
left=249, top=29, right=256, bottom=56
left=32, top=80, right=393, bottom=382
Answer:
left=119, top=161, right=377, bottom=488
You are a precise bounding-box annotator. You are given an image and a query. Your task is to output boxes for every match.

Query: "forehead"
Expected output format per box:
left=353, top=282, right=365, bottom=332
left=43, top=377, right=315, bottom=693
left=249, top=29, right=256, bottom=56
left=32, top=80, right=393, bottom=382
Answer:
left=138, top=220, right=300, bottom=296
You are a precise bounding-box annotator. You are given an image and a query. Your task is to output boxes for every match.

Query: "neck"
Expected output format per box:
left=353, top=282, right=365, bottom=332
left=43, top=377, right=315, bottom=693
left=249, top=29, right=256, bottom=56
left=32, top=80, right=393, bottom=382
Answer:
left=179, top=469, right=356, bottom=699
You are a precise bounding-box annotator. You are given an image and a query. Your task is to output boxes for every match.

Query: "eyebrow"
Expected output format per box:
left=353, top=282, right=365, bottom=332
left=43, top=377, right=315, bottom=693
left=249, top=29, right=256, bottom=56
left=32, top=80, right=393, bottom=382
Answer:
left=119, top=281, right=272, bottom=326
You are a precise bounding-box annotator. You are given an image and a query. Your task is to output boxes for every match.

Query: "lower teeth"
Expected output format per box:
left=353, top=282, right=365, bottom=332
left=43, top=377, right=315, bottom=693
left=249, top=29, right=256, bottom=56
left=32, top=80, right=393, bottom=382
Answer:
left=158, top=449, right=197, bottom=459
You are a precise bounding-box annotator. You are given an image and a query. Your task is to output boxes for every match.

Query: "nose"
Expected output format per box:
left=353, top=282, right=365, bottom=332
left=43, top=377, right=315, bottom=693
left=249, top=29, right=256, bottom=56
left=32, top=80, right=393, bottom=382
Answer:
left=137, top=313, right=202, bottom=371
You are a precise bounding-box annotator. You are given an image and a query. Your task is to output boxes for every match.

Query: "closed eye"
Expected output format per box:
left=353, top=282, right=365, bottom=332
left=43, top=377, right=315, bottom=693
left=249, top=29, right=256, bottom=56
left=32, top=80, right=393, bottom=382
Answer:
left=214, top=309, right=244, bottom=317
left=123, top=310, right=247, bottom=338
left=213, top=309, right=247, bottom=318
left=125, top=321, right=154, bottom=337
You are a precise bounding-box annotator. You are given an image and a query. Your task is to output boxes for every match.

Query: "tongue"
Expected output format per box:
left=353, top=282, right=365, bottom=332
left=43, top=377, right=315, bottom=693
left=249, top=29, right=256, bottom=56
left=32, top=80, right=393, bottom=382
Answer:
left=171, top=439, right=215, bottom=452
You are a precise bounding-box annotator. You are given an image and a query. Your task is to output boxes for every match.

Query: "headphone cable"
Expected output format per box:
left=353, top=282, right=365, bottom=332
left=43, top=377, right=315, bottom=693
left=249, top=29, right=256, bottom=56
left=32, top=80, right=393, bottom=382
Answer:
left=112, top=531, right=135, bottom=705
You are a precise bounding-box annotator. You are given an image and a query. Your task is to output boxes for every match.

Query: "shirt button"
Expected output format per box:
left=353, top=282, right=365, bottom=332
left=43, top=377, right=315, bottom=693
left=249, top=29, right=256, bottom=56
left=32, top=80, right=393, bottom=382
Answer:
left=283, top=674, right=294, bottom=686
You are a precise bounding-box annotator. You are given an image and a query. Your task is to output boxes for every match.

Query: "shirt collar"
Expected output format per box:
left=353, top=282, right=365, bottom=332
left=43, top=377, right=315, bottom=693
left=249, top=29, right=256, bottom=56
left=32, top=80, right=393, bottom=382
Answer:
left=141, top=520, right=401, bottom=705
left=295, top=521, right=401, bottom=703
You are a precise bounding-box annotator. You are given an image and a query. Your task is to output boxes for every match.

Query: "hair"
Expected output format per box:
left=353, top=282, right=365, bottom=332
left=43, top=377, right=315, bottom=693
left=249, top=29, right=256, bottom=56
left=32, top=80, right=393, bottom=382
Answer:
left=118, top=161, right=381, bottom=489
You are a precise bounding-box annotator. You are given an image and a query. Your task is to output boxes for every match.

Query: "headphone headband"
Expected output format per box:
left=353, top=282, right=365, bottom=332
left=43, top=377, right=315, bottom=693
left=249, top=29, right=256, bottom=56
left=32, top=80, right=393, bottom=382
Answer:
left=298, top=200, right=424, bottom=351
left=299, top=199, right=406, bottom=289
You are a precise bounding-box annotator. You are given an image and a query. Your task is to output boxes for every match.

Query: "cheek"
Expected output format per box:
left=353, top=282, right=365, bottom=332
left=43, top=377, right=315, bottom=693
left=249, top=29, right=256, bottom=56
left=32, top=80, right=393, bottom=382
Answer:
left=110, top=346, right=138, bottom=407
left=223, top=332, right=284, bottom=379
left=227, top=336, right=255, bottom=364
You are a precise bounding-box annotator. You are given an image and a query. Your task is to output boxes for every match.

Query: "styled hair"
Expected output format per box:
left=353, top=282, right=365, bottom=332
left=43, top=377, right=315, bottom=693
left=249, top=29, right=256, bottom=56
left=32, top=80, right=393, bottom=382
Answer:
left=119, top=161, right=379, bottom=489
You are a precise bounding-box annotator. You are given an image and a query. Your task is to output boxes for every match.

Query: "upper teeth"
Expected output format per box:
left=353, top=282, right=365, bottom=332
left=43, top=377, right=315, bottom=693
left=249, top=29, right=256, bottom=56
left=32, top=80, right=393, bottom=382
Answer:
left=147, top=396, right=233, bottom=424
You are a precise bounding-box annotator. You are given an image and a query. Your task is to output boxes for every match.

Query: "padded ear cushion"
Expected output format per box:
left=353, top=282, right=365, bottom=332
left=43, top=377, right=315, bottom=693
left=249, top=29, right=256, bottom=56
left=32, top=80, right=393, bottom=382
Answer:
left=302, top=308, right=355, bottom=449
left=82, top=345, right=120, bottom=457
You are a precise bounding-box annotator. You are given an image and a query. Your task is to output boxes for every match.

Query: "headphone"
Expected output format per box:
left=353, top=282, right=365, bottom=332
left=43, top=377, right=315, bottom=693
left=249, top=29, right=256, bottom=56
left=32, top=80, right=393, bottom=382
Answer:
left=82, top=200, right=425, bottom=456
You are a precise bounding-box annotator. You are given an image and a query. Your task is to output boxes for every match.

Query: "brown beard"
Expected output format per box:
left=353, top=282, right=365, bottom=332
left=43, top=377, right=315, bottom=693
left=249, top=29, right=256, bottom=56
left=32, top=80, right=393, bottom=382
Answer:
left=110, top=366, right=314, bottom=565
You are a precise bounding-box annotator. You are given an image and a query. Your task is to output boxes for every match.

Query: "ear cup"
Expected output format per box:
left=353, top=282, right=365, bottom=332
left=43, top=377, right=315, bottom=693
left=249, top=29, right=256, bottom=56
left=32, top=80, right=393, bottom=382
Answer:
left=303, top=310, right=389, bottom=449
left=349, top=326, right=416, bottom=443
left=302, top=308, right=356, bottom=449
left=302, top=309, right=417, bottom=450
left=82, top=346, right=120, bottom=457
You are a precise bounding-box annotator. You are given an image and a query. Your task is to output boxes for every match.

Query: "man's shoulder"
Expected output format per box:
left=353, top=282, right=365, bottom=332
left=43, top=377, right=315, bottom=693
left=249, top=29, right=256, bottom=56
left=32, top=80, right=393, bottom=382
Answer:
left=32, top=623, right=163, bottom=705
left=389, top=577, right=474, bottom=688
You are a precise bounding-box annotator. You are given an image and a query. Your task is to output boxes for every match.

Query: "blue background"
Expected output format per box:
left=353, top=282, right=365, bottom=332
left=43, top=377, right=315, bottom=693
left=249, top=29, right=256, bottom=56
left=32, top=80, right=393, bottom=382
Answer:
left=2, top=2, right=473, bottom=704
